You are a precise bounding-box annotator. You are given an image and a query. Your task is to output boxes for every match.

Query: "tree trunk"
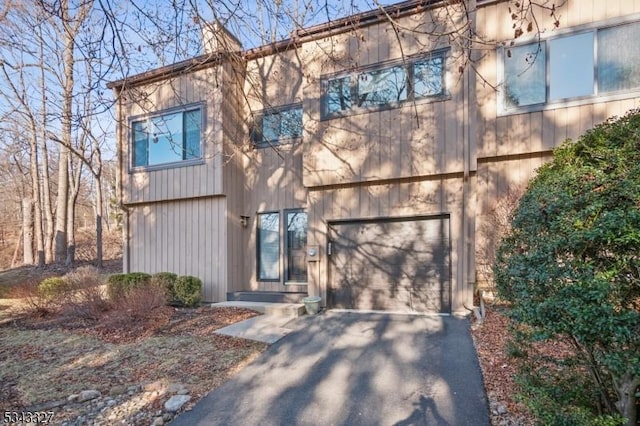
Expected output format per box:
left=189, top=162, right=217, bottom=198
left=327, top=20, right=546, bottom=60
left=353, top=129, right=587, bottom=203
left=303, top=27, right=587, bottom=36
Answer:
left=54, top=147, right=69, bottom=263
left=22, top=198, right=34, bottom=265
left=65, top=155, right=82, bottom=266
left=614, top=374, right=639, bottom=426
left=55, top=0, right=75, bottom=264
left=42, top=138, right=54, bottom=263
left=39, top=30, right=54, bottom=264
left=29, top=133, right=45, bottom=267
left=95, top=172, right=103, bottom=269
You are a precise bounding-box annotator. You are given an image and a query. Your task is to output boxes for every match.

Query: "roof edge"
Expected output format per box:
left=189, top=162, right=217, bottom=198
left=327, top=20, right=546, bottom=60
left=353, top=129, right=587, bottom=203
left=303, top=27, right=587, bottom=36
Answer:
left=108, top=0, right=445, bottom=90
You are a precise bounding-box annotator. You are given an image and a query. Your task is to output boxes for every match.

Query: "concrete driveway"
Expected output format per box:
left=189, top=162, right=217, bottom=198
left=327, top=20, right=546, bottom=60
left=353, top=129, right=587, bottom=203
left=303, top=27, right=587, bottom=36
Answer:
left=172, top=311, right=490, bottom=426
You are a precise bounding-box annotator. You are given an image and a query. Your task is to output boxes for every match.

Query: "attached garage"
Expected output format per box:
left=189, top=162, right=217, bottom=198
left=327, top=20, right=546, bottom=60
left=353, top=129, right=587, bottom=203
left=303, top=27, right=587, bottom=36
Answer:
left=327, top=215, right=451, bottom=314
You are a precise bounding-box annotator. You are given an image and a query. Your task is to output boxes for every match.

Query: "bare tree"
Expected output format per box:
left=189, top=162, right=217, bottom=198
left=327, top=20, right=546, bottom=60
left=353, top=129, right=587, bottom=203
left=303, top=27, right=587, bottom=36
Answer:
left=0, top=0, right=566, bottom=272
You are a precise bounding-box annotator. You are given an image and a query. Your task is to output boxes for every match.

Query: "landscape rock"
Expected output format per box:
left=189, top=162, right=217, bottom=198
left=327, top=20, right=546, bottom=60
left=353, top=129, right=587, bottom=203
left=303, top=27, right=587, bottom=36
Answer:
left=164, top=395, right=191, bottom=413
left=152, top=417, right=165, bottom=426
left=127, top=384, right=141, bottom=394
left=167, top=383, right=188, bottom=394
left=109, top=385, right=127, bottom=396
left=27, top=399, right=67, bottom=411
left=67, top=394, right=79, bottom=403
left=77, top=390, right=101, bottom=403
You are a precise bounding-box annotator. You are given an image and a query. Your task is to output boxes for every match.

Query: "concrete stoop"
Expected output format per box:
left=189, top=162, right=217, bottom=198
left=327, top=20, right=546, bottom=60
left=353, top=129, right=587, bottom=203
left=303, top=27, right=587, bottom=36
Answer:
left=211, top=301, right=306, bottom=317
left=211, top=301, right=307, bottom=344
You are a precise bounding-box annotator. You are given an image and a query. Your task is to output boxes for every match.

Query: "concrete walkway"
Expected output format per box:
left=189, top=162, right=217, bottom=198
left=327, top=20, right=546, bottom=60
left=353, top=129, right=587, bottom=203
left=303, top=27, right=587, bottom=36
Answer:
left=174, top=311, right=490, bottom=426
left=215, top=314, right=300, bottom=344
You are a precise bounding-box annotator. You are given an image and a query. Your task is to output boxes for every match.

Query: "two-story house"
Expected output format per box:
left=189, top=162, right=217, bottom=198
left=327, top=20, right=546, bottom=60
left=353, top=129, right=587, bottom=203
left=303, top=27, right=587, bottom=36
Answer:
left=108, top=0, right=640, bottom=314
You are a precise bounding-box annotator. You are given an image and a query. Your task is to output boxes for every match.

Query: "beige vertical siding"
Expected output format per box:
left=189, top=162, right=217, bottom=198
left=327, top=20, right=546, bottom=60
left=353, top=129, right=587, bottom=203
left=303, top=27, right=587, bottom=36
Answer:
left=297, top=7, right=474, bottom=311
left=128, top=196, right=227, bottom=302
left=242, top=142, right=308, bottom=292
left=224, top=50, right=309, bottom=292
left=475, top=0, right=640, bottom=287
left=222, top=59, right=250, bottom=293
left=300, top=8, right=468, bottom=187
left=118, top=0, right=640, bottom=308
left=305, top=175, right=472, bottom=313
left=121, top=67, right=225, bottom=205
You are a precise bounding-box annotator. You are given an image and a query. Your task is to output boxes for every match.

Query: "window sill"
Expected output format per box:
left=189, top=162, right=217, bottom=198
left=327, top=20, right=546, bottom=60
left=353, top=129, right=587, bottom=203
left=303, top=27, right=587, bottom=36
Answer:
left=253, top=137, right=302, bottom=149
left=498, top=89, right=640, bottom=117
left=129, top=158, right=205, bottom=174
left=321, top=93, right=451, bottom=121
left=285, top=281, right=308, bottom=286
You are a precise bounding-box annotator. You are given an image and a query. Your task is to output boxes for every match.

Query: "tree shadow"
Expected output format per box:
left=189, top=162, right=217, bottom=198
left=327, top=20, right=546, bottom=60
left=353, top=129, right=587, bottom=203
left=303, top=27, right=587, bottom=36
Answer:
left=393, top=394, right=448, bottom=426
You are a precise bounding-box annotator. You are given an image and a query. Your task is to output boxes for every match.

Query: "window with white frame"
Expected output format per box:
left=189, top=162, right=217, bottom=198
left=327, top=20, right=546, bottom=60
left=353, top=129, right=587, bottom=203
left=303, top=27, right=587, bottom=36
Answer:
left=251, top=104, right=303, bottom=147
left=131, top=105, right=202, bottom=169
left=502, top=20, right=640, bottom=111
left=321, top=51, right=447, bottom=119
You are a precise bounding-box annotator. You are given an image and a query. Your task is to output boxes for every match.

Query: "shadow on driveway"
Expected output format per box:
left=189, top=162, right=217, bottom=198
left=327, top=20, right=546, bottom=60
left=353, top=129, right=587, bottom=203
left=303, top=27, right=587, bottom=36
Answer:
left=172, top=311, right=489, bottom=426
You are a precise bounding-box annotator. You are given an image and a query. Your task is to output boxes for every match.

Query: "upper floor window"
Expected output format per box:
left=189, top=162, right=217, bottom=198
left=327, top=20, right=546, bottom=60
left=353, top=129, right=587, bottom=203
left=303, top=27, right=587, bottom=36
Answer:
left=251, top=104, right=303, bottom=148
left=502, top=20, right=640, bottom=112
left=131, top=105, right=202, bottom=169
left=321, top=51, right=447, bottom=119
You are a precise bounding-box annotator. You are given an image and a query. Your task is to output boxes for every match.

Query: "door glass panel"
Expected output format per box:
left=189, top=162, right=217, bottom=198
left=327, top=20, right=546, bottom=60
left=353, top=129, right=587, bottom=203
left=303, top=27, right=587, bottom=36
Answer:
left=286, top=211, right=307, bottom=282
left=258, top=213, right=280, bottom=280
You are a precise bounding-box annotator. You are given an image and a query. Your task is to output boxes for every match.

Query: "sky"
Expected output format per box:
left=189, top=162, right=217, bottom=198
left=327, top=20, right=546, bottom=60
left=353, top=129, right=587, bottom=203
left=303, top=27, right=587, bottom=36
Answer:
left=0, top=0, right=403, bottom=163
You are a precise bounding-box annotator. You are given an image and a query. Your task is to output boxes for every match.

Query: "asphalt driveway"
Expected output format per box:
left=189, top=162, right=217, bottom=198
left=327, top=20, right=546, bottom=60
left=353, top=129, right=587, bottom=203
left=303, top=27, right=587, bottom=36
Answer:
left=172, top=311, right=490, bottom=426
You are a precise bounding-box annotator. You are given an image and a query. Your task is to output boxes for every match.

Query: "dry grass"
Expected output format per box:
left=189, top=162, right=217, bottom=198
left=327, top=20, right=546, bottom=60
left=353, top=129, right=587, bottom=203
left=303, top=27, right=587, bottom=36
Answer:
left=0, top=305, right=264, bottom=423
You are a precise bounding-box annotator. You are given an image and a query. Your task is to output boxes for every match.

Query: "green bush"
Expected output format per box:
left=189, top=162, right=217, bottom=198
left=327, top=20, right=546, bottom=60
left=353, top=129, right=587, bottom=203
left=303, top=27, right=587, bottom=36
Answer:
left=173, top=275, right=202, bottom=307
left=494, top=110, right=640, bottom=425
left=38, top=277, right=71, bottom=301
left=516, top=366, right=625, bottom=426
left=151, top=272, right=178, bottom=304
left=107, top=272, right=151, bottom=301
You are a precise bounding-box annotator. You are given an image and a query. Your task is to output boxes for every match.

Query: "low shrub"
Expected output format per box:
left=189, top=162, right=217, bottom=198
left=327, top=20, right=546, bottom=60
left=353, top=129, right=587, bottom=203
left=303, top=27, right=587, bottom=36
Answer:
left=516, top=364, right=625, bottom=426
left=62, top=266, right=109, bottom=319
left=9, top=278, right=54, bottom=317
left=173, top=275, right=202, bottom=307
left=151, top=272, right=178, bottom=304
left=107, top=272, right=151, bottom=301
left=38, top=277, right=71, bottom=302
left=112, top=281, right=167, bottom=322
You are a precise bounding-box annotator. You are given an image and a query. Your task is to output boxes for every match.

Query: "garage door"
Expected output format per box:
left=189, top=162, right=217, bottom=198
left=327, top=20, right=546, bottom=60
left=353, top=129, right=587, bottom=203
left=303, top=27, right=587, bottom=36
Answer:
left=328, top=216, right=451, bottom=313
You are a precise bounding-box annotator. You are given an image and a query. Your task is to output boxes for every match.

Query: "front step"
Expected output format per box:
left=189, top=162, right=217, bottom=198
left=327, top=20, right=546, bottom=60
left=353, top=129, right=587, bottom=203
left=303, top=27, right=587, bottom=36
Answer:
left=213, top=301, right=306, bottom=317
left=227, top=291, right=307, bottom=304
